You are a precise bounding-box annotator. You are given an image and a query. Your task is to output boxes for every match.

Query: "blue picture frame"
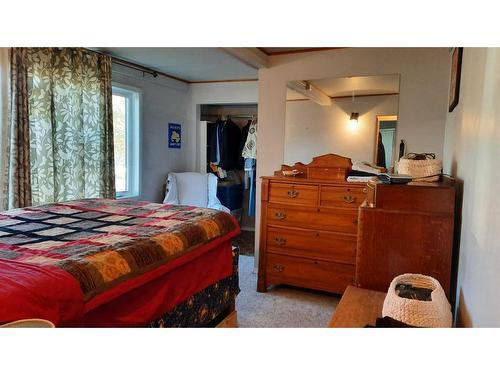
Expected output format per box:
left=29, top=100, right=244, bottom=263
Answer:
left=168, top=123, right=181, bottom=149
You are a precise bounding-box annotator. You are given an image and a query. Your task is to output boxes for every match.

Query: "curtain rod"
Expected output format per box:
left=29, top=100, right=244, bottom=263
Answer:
left=202, top=114, right=257, bottom=119
left=83, top=48, right=190, bottom=84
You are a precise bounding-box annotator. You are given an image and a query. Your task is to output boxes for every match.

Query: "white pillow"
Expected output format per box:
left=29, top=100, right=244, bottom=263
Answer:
left=171, top=172, right=208, bottom=208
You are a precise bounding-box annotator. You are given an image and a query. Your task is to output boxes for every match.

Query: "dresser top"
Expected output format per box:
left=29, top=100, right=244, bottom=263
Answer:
left=261, top=175, right=367, bottom=187
left=367, top=176, right=456, bottom=190
left=264, top=153, right=366, bottom=185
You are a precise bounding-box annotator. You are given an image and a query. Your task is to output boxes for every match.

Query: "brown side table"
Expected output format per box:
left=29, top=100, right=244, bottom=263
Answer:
left=328, top=285, right=387, bottom=328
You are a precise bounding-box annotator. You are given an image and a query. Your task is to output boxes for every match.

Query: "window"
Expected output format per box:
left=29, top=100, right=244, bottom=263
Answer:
left=112, top=84, right=141, bottom=198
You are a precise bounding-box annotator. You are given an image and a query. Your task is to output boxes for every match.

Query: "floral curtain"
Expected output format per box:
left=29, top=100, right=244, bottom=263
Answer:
left=7, top=48, right=32, bottom=209
left=8, top=48, right=115, bottom=208
left=0, top=48, right=12, bottom=210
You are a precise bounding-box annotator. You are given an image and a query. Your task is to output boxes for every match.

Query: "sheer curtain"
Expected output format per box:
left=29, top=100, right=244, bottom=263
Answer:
left=7, top=48, right=115, bottom=208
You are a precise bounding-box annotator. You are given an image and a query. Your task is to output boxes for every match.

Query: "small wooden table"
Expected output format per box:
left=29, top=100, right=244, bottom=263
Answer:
left=328, top=285, right=387, bottom=327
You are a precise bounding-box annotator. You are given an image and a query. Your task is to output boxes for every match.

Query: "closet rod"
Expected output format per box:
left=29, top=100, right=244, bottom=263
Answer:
left=203, top=114, right=257, bottom=119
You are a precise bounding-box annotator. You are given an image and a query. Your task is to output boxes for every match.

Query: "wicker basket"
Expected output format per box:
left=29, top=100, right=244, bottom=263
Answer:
left=382, top=274, right=452, bottom=328
left=397, top=156, right=442, bottom=182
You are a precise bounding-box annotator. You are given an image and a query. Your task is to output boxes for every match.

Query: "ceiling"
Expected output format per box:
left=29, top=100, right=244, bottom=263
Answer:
left=287, top=74, right=400, bottom=100
left=92, top=47, right=346, bottom=83
left=94, top=47, right=259, bottom=82
left=259, top=47, right=340, bottom=55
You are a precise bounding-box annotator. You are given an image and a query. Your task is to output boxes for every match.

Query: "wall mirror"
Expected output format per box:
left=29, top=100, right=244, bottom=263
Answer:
left=284, top=74, right=400, bottom=171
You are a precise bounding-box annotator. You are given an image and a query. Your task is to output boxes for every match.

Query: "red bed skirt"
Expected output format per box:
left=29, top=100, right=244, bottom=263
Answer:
left=82, top=239, right=234, bottom=327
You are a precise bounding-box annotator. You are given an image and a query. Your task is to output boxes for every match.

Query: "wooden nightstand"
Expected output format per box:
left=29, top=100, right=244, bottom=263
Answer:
left=328, top=285, right=386, bottom=327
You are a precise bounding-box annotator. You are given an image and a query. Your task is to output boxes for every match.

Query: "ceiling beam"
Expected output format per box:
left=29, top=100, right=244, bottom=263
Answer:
left=220, top=48, right=269, bottom=70
left=287, top=81, right=332, bottom=106
left=258, top=47, right=345, bottom=56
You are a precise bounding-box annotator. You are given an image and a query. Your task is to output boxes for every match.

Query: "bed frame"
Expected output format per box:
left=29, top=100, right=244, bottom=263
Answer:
left=215, top=303, right=238, bottom=328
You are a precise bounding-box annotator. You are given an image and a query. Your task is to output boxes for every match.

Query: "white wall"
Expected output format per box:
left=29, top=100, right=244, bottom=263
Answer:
left=113, top=70, right=259, bottom=202
left=187, top=81, right=259, bottom=172
left=109, top=70, right=260, bottom=205
left=112, top=64, right=190, bottom=202
left=443, top=48, right=500, bottom=327
left=284, top=95, right=399, bottom=166
left=256, top=48, right=451, bottom=265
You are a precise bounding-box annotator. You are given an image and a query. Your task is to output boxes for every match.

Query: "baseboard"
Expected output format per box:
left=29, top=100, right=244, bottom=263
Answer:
left=240, top=226, right=255, bottom=232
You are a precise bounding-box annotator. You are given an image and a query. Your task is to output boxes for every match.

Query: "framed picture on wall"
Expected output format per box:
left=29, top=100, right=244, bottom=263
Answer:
left=168, top=123, right=181, bottom=149
left=448, top=47, right=463, bottom=112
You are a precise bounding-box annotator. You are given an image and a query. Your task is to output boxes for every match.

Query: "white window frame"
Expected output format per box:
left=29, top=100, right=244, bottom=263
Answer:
left=112, top=83, right=142, bottom=199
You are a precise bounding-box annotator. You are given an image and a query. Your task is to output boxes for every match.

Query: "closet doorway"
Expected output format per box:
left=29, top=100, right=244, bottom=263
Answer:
left=200, top=104, right=258, bottom=256
left=374, top=115, right=398, bottom=171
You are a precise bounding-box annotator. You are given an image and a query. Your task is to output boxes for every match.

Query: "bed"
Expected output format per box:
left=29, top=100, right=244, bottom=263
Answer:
left=0, top=199, right=240, bottom=327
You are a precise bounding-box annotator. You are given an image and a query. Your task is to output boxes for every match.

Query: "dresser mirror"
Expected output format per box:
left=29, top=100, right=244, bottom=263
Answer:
left=284, top=74, right=401, bottom=171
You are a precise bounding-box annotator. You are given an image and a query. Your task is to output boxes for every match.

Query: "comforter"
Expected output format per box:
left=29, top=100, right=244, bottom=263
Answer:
left=0, top=199, right=239, bottom=326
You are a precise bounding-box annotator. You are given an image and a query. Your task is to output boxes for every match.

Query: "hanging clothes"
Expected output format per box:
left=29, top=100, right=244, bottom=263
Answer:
left=242, top=118, right=257, bottom=159
left=208, top=119, right=222, bottom=165
left=242, top=117, right=257, bottom=217
left=244, top=158, right=256, bottom=216
left=208, top=118, right=241, bottom=171
left=376, top=132, right=387, bottom=168
left=238, top=120, right=251, bottom=170
left=220, top=119, right=241, bottom=170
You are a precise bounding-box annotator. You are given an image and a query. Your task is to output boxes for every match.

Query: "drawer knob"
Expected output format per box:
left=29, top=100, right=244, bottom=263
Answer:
left=362, top=187, right=368, bottom=193
left=273, top=264, right=285, bottom=272
left=353, top=218, right=358, bottom=225
left=287, top=190, right=299, bottom=198
left=275, top=211, right=287, bottom=220
left=274, top=237, right=287, bottom=246
left=343, top=195, right=356, bottom=204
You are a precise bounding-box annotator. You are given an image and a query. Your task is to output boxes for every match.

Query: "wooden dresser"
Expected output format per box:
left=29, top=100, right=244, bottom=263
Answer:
left=257, top=154, right=367, bottom=294
left=356, top=178, right=456, bottom=298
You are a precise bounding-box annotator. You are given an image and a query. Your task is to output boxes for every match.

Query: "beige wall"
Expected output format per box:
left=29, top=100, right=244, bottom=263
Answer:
left=256, top=48, right=450, bottom=265
left=443, top=48, right=500, bottom=327
left=284, top=95, right=399, bottom=166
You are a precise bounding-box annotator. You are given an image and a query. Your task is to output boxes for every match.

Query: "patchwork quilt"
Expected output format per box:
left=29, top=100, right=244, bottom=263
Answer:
left=0, top=199, right=239, bottom=324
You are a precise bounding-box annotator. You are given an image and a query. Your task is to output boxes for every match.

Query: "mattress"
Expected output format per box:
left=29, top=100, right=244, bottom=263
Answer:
left=0, top=199, right=240, bottom=326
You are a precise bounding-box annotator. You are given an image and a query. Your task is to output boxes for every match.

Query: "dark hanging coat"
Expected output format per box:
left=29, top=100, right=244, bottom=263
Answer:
left=209, top=119, right=242, bottom=171
left=376, top=132, right=387, bottom=168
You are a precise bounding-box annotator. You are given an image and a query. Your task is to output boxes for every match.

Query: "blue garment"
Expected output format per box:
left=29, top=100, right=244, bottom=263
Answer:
left=244, top=158, right=256, bottom=217
left=215, top=123, right=221, bottom=165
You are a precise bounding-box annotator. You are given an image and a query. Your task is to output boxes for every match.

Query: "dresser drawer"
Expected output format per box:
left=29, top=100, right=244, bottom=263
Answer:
left=268, top=182, right=318, bottom=206
left=266, top=226, right=356, bottom=264
left=266, top=253, right=355, bottom=294
left=320, top=186, right=367, bottom=208
left=267, top=204, right=359, bottom=234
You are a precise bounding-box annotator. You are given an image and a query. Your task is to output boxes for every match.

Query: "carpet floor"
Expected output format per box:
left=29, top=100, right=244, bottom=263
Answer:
left=236, top=255, right=340, bottom=327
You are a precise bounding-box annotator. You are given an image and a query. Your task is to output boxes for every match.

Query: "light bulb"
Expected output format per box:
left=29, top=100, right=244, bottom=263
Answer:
left=348, top=112, right=359, bottom=130
left=349, top=118, right=359, bottom=129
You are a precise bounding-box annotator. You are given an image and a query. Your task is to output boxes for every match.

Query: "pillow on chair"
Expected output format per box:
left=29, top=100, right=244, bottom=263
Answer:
left=207, top=173, right=230, bottom=212
left=165, top=172, right=208, bottom=207
left=163, top=172, right=229, bottom=212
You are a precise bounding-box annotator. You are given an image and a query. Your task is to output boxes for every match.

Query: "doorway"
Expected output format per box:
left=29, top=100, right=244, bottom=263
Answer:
left=199, top=103, right=258, bottom=255
left=374, top=115, right=398, bottom=171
